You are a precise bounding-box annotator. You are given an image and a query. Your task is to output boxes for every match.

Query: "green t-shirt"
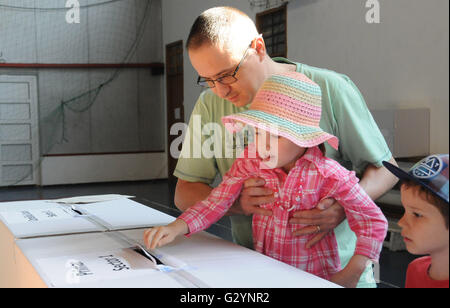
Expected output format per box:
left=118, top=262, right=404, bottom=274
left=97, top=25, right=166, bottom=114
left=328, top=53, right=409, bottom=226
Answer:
left=174, top=58, right=391, bottom=287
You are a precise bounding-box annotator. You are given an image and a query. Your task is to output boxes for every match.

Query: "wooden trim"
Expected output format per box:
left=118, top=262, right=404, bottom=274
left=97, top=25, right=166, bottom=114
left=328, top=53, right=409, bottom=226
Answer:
left=165, top=40, right=183, bottom=49
left=284, top=2, right=288, bottom=57
left=43, top=150, right=164, bottom=157
left=165, top=40, right=184, bottom=183
left=255, top=3, right=287, bottom=58
left=255, top=2, right=287, bottom=18
left=0, top=63, right=164, bottom=69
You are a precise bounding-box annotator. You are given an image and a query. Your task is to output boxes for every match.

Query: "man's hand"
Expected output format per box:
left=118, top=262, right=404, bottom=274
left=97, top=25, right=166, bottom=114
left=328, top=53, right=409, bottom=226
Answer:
left=289, top=198, right=346, bottom=248
left=329, top=255, right=370, bottom=288
left=230, top=177, right=274, bottom=216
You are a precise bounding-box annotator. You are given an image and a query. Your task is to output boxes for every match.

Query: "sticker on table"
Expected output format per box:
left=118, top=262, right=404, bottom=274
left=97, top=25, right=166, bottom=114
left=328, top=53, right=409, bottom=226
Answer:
left=36, top=248, right=158, bottom=286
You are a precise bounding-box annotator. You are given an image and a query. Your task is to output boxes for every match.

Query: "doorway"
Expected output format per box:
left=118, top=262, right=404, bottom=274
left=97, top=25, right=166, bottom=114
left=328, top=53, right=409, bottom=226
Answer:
left=165, top=40, right=184, bottom=184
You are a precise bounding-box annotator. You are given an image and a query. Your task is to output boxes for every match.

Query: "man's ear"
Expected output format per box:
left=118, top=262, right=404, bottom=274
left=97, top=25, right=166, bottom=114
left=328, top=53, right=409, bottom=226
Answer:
left=252, top=35, right=266, bottom=61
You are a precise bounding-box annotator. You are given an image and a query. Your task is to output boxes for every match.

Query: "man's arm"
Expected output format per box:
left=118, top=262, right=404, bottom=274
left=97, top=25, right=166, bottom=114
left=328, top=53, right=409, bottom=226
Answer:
left=359, top=156, right=399, bottom=201
left=290, top=156, right=399, bottom=247
left=175, top=178, right=274, bottom=216
left=174, top=179, right=212, bottom=212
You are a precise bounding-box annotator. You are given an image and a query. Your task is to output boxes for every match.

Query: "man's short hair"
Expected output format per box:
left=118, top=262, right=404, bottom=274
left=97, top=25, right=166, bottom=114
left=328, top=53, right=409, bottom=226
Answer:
left=186, top=7, right=259, bottom=57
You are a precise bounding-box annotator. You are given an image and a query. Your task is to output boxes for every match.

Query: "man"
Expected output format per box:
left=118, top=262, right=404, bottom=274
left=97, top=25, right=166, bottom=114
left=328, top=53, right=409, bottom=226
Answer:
left=173, top=6, right=398, bottom=287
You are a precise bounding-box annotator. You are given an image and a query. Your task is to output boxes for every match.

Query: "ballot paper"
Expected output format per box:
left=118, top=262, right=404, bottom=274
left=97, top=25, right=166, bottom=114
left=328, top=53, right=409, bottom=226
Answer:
left=76, top=198, right=176, bottom=230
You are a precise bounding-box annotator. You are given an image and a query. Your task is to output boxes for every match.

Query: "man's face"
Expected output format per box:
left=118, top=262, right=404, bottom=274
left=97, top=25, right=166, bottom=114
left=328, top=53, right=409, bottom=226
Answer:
left=189, top=43, right=264, bottom=108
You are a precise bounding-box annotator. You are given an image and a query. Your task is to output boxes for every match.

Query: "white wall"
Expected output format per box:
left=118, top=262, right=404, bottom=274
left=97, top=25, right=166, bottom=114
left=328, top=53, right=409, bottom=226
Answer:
left=286, top=0, right=449, bottom=154
left=1, top=0, right=167, bottom=185
left=162, top=0, right=449, bottom=154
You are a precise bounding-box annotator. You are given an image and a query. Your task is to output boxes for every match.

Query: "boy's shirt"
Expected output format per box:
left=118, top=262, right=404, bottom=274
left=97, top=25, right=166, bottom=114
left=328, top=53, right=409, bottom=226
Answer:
left=406, top=256, right=449, bottom=288
left=179, top=146, right=388, bottom=280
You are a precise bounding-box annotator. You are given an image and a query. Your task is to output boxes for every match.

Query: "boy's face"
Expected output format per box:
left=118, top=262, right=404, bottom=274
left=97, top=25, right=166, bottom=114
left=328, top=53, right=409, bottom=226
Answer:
left=255, top=128, right=306, bottom=171
left=398, top=185, right=449, bottom=256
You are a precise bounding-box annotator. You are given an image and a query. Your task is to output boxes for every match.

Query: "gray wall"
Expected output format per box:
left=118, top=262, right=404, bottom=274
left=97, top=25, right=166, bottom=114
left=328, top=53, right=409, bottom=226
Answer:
left=1, top=0, right=447, bottom=157
left=162, top=0, right=449, bottom=154
left=286, top=0, right=448, bottom=154
left=0, top=0, right=165, bottom=155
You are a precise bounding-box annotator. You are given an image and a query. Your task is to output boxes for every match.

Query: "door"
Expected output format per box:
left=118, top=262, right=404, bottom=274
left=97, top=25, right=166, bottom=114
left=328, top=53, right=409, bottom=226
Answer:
left=0, top=75, right=40, bottom=186
left=165, top=41, right=184, bottom=184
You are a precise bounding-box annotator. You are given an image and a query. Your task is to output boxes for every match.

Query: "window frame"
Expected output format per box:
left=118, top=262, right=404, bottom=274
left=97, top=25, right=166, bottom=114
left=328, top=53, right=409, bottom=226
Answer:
left=256, top=4, right=288, bottom=58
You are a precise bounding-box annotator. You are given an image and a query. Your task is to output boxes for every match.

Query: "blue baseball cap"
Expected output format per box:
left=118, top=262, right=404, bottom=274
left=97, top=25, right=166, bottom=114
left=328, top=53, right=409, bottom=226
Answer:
left=383, top=154, right=449, bottom=204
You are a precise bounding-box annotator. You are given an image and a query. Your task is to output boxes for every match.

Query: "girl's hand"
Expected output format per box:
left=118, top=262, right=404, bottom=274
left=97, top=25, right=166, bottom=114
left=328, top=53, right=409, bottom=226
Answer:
left=143, top=219, right=188, bottom=249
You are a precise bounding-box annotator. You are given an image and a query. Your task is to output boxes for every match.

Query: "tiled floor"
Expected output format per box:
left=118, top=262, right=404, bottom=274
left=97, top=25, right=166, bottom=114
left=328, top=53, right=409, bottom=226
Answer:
left=0, top=179, right=419, bottom=288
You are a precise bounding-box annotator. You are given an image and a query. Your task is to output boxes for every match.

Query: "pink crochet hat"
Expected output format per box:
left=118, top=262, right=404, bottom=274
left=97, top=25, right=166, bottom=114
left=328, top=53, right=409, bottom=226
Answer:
left=222, top=71, right=339, bottom=150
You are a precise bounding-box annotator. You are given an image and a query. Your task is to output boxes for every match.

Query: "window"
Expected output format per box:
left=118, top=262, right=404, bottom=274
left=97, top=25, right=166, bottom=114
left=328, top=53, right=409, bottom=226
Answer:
left=256, top=4, right=287, bottom=58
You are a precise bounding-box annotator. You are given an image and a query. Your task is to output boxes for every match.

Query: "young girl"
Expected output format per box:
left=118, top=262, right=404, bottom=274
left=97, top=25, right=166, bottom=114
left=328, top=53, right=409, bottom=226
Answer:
left=144, top=72, right=388, bottom=287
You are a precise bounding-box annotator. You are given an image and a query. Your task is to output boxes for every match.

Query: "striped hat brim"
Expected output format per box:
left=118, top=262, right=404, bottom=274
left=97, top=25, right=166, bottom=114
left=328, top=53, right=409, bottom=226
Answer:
left=223, top=110, right=339, bottom=150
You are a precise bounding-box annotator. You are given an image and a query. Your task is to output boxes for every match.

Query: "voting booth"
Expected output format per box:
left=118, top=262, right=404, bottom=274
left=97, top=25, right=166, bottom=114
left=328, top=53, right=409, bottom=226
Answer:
left=0, top=195, right=175, bottom=287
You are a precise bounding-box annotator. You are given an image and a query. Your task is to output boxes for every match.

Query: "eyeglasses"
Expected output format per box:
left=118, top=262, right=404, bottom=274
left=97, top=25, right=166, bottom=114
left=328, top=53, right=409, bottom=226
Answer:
left=197, top=43, right=252, bottom=88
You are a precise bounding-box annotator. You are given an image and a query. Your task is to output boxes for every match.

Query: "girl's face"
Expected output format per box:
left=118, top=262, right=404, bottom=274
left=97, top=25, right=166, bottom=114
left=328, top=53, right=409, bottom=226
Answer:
left=255, top=128, right=306, bottom=172
left=398, top=185, right=449, bottom=256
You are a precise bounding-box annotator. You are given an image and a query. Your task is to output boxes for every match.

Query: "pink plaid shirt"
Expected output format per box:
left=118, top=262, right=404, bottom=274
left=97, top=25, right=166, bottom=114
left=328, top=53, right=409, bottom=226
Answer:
left=179, top=146, right=387, bottom=279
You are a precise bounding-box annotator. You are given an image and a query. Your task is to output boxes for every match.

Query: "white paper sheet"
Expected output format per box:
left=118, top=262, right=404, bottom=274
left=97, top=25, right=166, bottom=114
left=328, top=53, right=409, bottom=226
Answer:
left=0, top=201, right=105, bottom=238
left=0, top=198, right=174, bottom=238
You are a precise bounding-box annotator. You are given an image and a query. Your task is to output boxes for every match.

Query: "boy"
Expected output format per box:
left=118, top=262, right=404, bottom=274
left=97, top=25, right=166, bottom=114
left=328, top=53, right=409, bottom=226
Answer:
left=383, top=155, right=449, bottom=288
